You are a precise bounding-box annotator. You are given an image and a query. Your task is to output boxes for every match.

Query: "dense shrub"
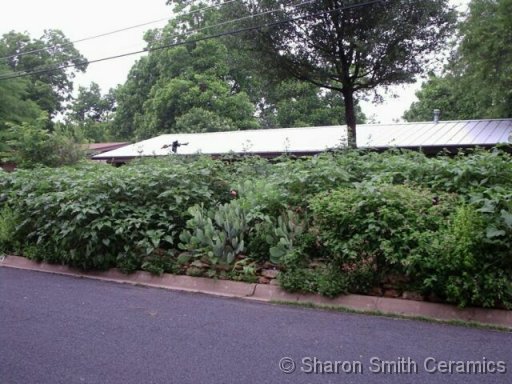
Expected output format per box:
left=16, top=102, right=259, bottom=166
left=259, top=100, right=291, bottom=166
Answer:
left=411, top=205, right=512, bottom=308
left=309, top=184, right=457, bottom=292
left=279, top=265, right=349, bottom=298
left=2, top=119, right=85, bottom=168
left=1, top=148, right=511, bottom=308
left=0, top=206, right=17, bottom=254
left=0, top=157, right=230, bottom=270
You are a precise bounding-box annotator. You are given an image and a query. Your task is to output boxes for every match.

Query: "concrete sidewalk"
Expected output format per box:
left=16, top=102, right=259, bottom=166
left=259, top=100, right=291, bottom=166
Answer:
left=1, top=255, right=510, bottom=329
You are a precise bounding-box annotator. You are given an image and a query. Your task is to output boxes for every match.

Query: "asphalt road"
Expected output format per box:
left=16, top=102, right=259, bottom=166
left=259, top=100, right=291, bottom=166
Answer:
left=1, top=268, right=511, bottom=384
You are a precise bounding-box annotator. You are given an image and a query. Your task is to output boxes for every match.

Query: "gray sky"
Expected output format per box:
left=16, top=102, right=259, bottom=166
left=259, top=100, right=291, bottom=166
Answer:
left=1, top=0, right=470, bottom=123
left=0, top=0, right=170, bottom=92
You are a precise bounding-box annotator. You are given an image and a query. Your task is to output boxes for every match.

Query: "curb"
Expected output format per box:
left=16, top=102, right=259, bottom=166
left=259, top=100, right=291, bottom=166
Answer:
left=1, top=255, right=511, bottom=329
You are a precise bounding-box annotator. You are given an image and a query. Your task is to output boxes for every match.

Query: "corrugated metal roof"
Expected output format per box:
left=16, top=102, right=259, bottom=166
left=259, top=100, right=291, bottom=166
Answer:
left=93, top=119, right=512, bottom=160
left=358, top=119, right=512, bottom=148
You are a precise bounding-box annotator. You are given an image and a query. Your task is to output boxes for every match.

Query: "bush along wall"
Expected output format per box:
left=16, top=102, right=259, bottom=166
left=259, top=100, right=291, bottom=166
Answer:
left=0, top=149, right=511, bottom=309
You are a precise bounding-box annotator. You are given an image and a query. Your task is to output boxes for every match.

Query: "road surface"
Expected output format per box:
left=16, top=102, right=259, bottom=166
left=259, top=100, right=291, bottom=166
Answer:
left=1, top=268, right=511, bottom=384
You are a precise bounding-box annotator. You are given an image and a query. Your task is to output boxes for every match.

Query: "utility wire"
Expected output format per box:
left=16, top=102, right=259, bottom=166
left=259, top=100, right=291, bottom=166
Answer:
left=0, top=0, right=242, bottom=62
left=0, top=0, right=383, bottom=81
left=149, top=0, right=317, bottom=46
left=0, top=0, right=314, bottom=78
left=0, top=0, right=318, bottom=78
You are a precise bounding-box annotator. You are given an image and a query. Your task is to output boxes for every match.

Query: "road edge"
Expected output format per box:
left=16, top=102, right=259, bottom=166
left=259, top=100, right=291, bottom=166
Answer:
left=1, top=255, right=510, bottom=329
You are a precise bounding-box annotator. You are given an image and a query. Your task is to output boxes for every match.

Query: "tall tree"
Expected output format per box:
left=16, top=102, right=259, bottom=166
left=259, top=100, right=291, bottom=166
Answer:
left=404, top=0, right=512, bottom=121
left=227, top=0, right=456, bottom=146
left=70, top=82, right=115, bottom=122
left=0, top=64, right=42, bottom=131
left=116, top=36, right=259, bottom=139
left=403, top=73, right=483, bottom=121
left=115, top=1, right=372, bottom=140
left=459, top=0, right=512, bottom=117
left=111, top=56, right=159, bottom=139
left=270, top=80, right=365, bottom=127
left=113, top=4, right=260, bottom=139
left=67, top=82, right=116, bottom=142
left=0, top=30, right=87, bottom=118
left=0, top=62, right=44, bottom=159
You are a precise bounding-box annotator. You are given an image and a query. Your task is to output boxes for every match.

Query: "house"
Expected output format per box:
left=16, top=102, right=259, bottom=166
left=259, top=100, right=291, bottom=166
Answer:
left=84, top=142, right=129, bottom=157
left=92, top=119, right=512, bottom=164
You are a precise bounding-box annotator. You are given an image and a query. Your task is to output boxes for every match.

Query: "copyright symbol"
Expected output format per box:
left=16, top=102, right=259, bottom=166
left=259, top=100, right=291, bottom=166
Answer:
left=279, top=357, right=296, bottom=374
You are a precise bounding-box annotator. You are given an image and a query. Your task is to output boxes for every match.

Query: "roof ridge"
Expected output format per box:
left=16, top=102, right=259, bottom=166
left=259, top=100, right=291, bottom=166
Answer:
left=150, top=119, right=512, bottom=139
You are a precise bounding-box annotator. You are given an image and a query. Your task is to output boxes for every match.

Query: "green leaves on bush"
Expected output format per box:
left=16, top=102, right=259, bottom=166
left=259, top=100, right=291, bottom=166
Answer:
left=2, top=117, right=85, bottom=168
left=0, top=207, right=17, bottom=254
left=414, top=205, right=512, bottom=308
left=1, top=148, right=511, bottom=308
left=309, top=184, right=456, bottom=291
left=0, top=157, right=230, bottom=270
left=279, top=264, right=349, bottom=298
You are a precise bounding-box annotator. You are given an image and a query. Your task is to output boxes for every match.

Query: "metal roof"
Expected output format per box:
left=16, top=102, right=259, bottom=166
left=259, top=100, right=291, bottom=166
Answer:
left=83, top=142, right=129, bottom=155
left=358, top=119, right=512, bottom=148
left=86, top=142, right=129, bottom=151
left=93, top=119, right=512, bottom=161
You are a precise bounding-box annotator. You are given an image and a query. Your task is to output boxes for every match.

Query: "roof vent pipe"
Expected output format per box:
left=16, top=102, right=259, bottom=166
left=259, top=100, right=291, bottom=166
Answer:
left=433, top=109, right=441, bottom=124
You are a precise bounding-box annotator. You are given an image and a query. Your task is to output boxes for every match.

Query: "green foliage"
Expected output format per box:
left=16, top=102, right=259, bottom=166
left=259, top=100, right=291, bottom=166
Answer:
left=0, top=206, right=17, bottom=254
left=1, top=148, right=512, bottom=308
left=410, top=205, right=512, bottom=308
left=404, top=0, right=512, bottom=120
left=270, top=154, right=353, bottom=206
left=2, top=117, right=85, bottom=168
left=235, top=178, right=288, bottom=215
left=1, top=30, right=87, bottom=118
left=267, top=81, right=366, bottom=128
left=135, top=72, right=258, bottom=139
left=403, top=74, right=482, bottom=121
left=141, top=249, right=178, bottom=275
left=175, top=108, right=237, bottom=133
left=278, top=253, right=348, bottom=298
left=179, top=200, right=248, bottom=264
left=458, top=0, right=512, bottom=118
left=114, top=27, right=259, bottom=139
left=230, top=0, right=456, bottom=144
left=113, top=2, right=369, bottom=140
left=111, top=57, right=157, bottom=139
left=70, top=82, right=115, bottom=122
left=0, top=63, right=43, bottom=133
left=267, top=211, right=307, bottom=264
left=245, top=210, right=309, bottom=264
left=67, top=82, right=116, bottom=142
left=1, top=157, right=229, bottom=270
left=309, top=184, right=456, bottom=291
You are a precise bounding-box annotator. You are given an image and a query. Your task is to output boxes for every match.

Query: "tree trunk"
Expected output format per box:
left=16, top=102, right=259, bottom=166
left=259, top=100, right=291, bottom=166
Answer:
left=342, top=89, right=357, bottom=148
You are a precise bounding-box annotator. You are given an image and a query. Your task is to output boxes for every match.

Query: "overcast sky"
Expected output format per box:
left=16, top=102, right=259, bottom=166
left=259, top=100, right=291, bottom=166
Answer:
left=1, top=0, right=469, bottom=123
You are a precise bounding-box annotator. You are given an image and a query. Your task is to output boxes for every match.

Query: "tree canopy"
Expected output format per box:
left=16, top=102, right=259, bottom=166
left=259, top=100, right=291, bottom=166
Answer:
left=66, top=82, right=116, bottom=142
left=0, top=63, right=43, bottom=131
left=113, top=6, right=259, bottom=140
left=225, top=0, right=456, bottom=146
left=113, top=1, right=367, bottom=140
left=404, top=0, right=512, bottom=121
left=0, top=30, right=87, bottom=119
left=0, top=30, right=86, bottom=165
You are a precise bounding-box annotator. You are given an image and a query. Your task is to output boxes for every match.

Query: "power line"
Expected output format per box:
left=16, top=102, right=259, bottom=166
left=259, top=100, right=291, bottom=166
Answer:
left=149, top=0, right=318, bottom=46
left=0, top=0, right=384, bottom=82
left=0, top=0, right=315, bottom=78
left=0, top=0, right=317, bottom=78
left=0, top=0, right=242, bottom=62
